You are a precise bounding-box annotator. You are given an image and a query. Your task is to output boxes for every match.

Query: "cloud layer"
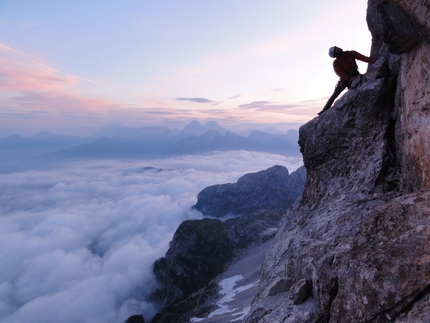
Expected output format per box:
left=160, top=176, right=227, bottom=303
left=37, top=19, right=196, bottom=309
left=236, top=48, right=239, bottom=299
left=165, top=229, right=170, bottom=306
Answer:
left=176, top=98, right=214, bottom=103
left=0, top=151, right=303, bottom=323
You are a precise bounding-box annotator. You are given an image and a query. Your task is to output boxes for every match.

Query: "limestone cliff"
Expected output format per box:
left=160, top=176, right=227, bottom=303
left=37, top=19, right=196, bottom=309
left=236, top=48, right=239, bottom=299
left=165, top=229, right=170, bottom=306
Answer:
left=193, top=165, right=306, bottom=218
left=148, top=166, right=306, bottom=323
left=245, top=0, right=430, bottom=322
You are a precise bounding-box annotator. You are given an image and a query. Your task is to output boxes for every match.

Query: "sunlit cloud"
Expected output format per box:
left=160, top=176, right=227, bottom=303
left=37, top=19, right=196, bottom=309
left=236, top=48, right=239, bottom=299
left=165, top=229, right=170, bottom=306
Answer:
left=0, top=44, right=77, bottom=92
left=228, top=94, right=241, bottom=99
left=8, top=91, right=117, bottom=113
left=0, top=43, right=123, bottom=135
left=239, top=101, right=271, bottom=108
left=238, top=101, right=300, bottom=113
left=176, top=97, right=214, bottom=103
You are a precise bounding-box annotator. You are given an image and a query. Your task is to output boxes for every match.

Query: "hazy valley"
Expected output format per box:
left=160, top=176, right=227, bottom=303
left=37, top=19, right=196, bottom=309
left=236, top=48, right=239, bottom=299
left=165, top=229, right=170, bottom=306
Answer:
left=0, top=121, right=300, bottom=173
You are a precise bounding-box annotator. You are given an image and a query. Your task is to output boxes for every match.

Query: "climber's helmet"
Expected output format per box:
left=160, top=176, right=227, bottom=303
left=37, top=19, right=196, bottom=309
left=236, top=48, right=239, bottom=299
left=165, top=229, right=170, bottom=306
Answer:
left=329, top=46, right=342, bottom=58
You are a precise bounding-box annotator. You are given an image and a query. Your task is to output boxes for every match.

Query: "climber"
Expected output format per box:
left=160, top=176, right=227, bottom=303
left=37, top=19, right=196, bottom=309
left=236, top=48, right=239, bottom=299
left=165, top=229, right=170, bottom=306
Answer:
left=318, top=46, right=375, bottom=115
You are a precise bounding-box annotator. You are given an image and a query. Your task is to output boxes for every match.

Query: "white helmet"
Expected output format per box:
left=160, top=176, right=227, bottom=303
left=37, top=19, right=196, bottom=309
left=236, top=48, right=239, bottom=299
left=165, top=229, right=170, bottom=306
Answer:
left=329, top=46, right=339, bottom=58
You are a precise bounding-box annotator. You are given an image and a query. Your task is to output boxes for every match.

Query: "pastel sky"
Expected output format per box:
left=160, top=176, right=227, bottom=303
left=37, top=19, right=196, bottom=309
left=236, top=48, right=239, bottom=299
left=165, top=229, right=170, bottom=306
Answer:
left=0, top=0, right=373, bottom=136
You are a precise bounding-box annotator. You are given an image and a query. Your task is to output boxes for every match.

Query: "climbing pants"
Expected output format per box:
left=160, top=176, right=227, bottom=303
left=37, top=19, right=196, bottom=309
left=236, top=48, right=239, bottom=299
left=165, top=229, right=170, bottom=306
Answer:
left=319, top=69, right=359, bottom=115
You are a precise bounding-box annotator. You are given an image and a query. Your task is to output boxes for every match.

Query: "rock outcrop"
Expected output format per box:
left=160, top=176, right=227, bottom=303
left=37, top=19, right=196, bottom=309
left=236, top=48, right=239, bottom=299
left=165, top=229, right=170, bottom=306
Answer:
left=245, top=0, right=430, bottom=322
left=124, top=315, right=145, bottom=323
left=193, top=165, right=306, bottom=217
left=149, top=166, right=306, bottom=322
left=152, top=218, right=234, bottom=313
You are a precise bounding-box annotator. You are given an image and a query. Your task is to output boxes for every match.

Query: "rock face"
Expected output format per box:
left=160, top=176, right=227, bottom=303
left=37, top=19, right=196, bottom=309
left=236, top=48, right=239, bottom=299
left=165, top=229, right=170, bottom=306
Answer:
left=150, top=212, right=283, bottom=323
left=368, top=0, right=430, bottom=192
left=193, top=165, right=306, bottom=217
left=152, top=218, right=234, bottom=312
left=124, top=315, right=145, bottom=323
left=149, top=166, right=306, bottom=323
left=245, top=0, right=430, bottom=322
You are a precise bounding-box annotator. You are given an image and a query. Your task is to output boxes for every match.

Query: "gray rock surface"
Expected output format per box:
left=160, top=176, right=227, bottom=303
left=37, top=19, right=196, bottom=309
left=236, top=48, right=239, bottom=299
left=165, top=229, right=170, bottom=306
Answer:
left=193, top=165, right=306, bottom=217
left=245, top=0, right=430, bottom=322
left=152, top=218, right=234, bottom=312
left=150, top=212, right=285, bottom=323
left=149, top=166, right=305, bottom=323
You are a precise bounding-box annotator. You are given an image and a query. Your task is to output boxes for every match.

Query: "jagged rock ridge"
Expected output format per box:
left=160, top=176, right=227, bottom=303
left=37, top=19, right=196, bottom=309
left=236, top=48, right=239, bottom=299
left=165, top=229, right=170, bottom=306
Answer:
left=148, top=166, right=306, bottom=323
left=193, top=165, right=306, bottom=217
left=245, top=0, right=430, bottom=322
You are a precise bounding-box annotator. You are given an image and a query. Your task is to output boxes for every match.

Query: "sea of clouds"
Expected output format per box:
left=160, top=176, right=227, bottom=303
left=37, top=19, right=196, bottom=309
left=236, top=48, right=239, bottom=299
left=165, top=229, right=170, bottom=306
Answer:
left=0, top=151, right=303, bottom=323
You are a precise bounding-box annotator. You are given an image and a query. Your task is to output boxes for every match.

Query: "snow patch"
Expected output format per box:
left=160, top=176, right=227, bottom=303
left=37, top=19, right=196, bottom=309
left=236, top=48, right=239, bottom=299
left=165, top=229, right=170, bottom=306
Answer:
left=190, top=275, right=259, bottom=321
left=231, top=306, right=251, bottom=322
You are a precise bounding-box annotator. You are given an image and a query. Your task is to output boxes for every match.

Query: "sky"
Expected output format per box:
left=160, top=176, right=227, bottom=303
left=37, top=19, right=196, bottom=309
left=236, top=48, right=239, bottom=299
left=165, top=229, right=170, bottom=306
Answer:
left=0, top=0, right=373, bottom=136
left=0, top=151, right=303, bottom=323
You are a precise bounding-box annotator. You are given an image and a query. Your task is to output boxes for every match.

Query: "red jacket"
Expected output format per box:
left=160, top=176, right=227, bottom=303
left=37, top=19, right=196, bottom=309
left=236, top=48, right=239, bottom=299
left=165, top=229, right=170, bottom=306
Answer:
left=333, top=51, right=375, bottom=81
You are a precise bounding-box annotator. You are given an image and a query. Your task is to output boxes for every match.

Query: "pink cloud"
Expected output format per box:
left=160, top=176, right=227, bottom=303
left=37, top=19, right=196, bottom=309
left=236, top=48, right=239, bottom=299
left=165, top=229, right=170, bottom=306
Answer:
left=0, top=91, right=119, bottom=134
left=0, top=43, right=123, bottom=134
left=0, top=44, right=77, bottom=92
left=10, top=91, right=118, bottom=113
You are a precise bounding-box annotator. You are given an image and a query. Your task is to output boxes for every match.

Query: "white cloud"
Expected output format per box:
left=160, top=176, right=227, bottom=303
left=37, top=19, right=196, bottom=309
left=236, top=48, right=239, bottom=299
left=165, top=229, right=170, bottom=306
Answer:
left=0, top=151, right=303, bottom=323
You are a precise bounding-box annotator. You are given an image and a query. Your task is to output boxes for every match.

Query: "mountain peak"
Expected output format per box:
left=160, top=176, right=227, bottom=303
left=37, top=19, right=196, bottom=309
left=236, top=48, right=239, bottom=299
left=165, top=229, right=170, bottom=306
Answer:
left=182, top=120, right=230, bottom=136
left=204, top=120, right=218, bottom=127
left=182, top=120, right=203, bottom=133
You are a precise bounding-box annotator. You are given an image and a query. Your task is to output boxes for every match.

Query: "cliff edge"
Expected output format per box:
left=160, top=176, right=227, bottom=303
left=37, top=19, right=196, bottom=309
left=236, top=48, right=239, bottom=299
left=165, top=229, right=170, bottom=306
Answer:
left=245, top=0, right=430, bottom=322
left=148, top=166, right=306, bottom=323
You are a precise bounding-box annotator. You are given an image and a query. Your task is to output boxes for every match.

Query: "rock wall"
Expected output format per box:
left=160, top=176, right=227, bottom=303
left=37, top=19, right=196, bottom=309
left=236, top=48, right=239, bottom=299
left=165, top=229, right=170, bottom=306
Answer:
left=193, top=165, right=306, bottom=217
left=397, top=43, right=430, bottom=192
left=368, top=0, right=430, bottom=191
left=245, top=0, right=430, bottom=322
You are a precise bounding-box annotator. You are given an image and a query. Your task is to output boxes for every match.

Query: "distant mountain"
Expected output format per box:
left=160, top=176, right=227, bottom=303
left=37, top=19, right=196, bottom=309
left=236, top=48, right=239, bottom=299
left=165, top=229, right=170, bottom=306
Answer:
left=91, top=125, right=140, bottom=140
left=52, top=137, right=173, bottom=159
left=0, top=128, right=18, bottom=139
left=181, top=120, right=202, bottom=134
left=0, top=123, right=301, bottom=169
left=53, top=138, right=124, bottom=159
left=138, top=125, right=180, bottom=136
left=181, top=120, right=231, bottom=136
left=204, top=121, right=231, bottom=135
left=31, top=131, right=89, bottom=146
left=0, top=135, right=28, bottom=149
left=170, top=130, right=300, bottom=156
left=47, top=128, right=301, bottom=160
left=31, top=131, right=66, bottom=141
left=248, top=130, right=298, bottom=142
left=0, top=132, right=90, bottom=173
left=92, top=124, right=180, bottom=142
left=246, top=130, right=299, bottom=154
left=0, top=132, right=88, bottom=150
left=171, top=131, right=245, bottom=154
